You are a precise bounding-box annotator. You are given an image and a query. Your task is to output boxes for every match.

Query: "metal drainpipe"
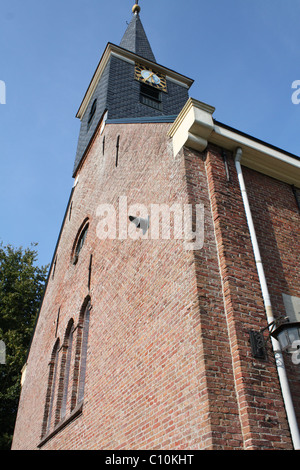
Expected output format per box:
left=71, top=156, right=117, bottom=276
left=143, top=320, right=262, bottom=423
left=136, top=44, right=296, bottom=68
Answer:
left=234, top=147, right=300, bottom=450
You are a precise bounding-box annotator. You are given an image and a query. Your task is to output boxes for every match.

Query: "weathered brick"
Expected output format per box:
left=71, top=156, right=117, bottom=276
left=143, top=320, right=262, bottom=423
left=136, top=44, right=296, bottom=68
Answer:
left=11, top=124, right=299, bottom=451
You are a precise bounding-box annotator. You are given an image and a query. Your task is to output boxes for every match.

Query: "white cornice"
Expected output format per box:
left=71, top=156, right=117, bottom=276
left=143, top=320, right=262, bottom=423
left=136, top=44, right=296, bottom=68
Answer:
left=76, top=43, right=194, bottom=120
left=168, top=98, right=215, bottom=156
left=168, top=98, right=300, bottom=187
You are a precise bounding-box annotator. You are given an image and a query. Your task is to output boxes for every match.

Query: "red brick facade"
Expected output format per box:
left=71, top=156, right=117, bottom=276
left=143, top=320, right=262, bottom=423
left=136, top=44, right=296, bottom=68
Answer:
left=11, top=120, right=300, bottom=450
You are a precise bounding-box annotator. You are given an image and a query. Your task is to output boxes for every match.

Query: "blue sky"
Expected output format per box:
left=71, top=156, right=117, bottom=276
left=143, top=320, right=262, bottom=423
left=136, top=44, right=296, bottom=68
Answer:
left=0, top=0, right=300, bottom=268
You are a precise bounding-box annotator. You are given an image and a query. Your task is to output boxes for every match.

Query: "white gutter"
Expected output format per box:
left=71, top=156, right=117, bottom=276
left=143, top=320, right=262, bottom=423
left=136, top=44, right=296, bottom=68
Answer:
left=235, top=147, right=300, bottom=450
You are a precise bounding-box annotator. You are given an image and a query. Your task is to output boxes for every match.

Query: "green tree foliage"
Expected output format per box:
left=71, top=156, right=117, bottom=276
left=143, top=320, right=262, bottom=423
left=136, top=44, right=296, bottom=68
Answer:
left=0, top=243, right=48, bottom=450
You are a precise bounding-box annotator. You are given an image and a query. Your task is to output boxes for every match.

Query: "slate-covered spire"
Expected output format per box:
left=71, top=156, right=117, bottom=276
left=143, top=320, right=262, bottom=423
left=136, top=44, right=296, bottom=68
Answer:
left=120, top=2, right=156, bottom=62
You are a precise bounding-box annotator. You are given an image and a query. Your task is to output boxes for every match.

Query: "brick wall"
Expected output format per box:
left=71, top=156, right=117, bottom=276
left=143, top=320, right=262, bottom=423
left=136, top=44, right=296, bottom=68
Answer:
left=244, top=167, right=300, bottom=431
left=12, top=122, right=228, bottom=449
left=11, top=122, right=298, bottom=450
left=202, top=145, right=297, bottom=449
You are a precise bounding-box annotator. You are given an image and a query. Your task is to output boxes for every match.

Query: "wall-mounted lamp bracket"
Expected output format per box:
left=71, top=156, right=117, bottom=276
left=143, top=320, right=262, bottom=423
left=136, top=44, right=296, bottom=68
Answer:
left=250, top=316, right=300, bottom=360
left=249, top=329, right=267, bottom=359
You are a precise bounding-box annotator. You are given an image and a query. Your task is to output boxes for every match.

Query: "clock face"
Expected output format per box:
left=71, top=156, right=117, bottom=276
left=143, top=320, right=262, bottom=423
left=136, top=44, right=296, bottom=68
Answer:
left=141, top=69, right=161, bottom=85
left=135, top=63, right=167, bottom=92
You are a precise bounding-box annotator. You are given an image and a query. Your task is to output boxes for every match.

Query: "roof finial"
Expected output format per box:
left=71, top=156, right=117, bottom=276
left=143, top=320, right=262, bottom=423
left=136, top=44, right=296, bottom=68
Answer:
left=132, top=0, right=141, bottom=15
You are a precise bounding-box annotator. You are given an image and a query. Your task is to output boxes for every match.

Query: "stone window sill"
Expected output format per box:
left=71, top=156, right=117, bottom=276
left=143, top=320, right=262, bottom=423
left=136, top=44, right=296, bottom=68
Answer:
left=38, top=401, right=83, bottom=448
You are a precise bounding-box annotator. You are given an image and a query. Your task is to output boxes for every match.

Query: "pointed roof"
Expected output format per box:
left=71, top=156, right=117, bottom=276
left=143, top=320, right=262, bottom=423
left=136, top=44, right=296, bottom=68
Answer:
left=119, top=10, right=156, bottom=62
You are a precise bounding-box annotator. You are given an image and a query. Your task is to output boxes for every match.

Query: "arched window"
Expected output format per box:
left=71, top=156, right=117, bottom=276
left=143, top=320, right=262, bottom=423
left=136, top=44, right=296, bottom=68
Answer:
left=41, top=338, right=60, bottom=439
left=71, top=297, right=91, bottom=410
left=72, top=219, right=89, bottom=265
left=55, top=319, right=74, bottom=426
left=61, top=319, right=74, bottom=419
left=41, top=300, right=92, bottom=441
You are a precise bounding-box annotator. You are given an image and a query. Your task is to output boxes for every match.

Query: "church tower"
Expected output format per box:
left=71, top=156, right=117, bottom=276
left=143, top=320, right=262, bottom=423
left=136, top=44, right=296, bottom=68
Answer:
left=73, top=2, right=192, bottom=177
left=12, top=3, right=300, bottom=451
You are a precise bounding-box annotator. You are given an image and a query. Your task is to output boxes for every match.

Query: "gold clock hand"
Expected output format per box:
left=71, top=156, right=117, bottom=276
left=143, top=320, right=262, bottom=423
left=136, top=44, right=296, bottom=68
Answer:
left=148, top=73, right=155, bottom=83
left=143, top=72, right=154, bottom=83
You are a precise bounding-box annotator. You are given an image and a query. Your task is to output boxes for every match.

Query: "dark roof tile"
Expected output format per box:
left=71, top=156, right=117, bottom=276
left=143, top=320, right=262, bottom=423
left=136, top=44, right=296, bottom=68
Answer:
left=119, top=13, right=156, bottom=62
